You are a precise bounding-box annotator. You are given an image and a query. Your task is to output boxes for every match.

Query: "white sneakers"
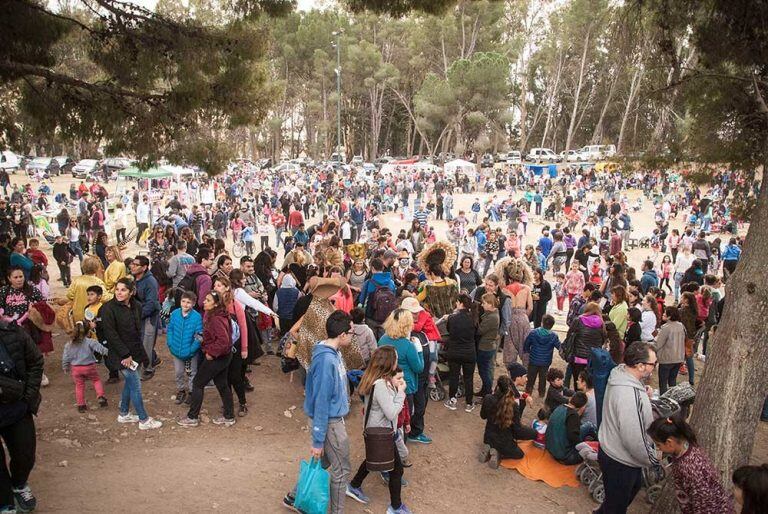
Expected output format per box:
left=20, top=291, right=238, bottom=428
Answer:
left=444, top=397, right=457, bottom=411
left=117, top=413, right=162, bottom=430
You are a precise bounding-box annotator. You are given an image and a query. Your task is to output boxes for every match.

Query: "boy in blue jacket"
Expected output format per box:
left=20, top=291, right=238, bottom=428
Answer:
left=283, top=311, right=354, bottom=514
left=166, top=291, right=203, bottom=405
left=523, top=314, right=561, bottom=396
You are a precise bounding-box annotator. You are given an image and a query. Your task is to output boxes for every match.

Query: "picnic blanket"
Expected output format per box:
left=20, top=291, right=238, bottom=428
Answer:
left=500, top=440, right=580, bottom=488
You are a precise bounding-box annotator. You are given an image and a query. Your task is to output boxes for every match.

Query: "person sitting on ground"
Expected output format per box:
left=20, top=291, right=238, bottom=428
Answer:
left=546, top=391, right=589, bottom=465
left=544, top=367, right=574, bottom=413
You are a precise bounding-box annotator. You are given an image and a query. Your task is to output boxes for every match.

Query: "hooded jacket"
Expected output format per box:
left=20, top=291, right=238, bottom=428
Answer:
left=655, top=320, right=686, bottom=364
left=166, top=307, right=204, bottom=360
left=183, top=263, right=213, bottom=311
left=201, top=307, right=232, bottom=358
left=134, top=271, right=160, bottom=320
left=358, top=271, right=396, bottom=315
left=640, top=269, right=659, bottom=294
left=274, top=274, right=300, bottom=319
left=0, top=321, right=44, bottom=415
left=572, top=314, right=607, bottom=359
left=598, top=364, right=659, bottom=468
left=304, top=342, right=350, bottom=449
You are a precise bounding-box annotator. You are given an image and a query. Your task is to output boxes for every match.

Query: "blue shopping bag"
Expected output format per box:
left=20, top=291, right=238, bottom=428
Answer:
left=294, top=457, right=330, bottom=514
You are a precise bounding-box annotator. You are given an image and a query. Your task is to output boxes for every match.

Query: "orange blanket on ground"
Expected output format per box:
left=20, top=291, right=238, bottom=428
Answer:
left=500, top=440, right=580, bottom=488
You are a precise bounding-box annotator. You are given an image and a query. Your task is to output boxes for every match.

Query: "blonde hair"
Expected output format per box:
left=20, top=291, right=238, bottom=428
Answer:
left=106, top=245, right=123, bottom=262
left=382, top=308, right=414, bottom=340
left=81, top=256, right=102, bottom=276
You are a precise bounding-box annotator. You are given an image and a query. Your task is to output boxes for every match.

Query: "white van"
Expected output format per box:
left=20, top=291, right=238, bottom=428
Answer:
left=526, top=148, right=561, bottom=163
left=577, top=144, right=616, bottom=161
left=0, top=151, right=21, bottom=173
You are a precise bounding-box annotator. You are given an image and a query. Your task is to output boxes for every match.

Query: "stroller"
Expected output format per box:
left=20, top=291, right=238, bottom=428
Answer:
left=428, top=347, right=464, bottom=402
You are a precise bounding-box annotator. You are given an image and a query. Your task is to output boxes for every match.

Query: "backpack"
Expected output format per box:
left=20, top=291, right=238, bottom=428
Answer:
left=370, top=284, right=397, bottom=323
left=173, top=270, right=207, bottom=311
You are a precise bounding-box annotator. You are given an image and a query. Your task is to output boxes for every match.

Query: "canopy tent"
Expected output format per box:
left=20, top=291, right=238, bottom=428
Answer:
left=161, top=165, right=199, bottom=179
left=444, top=159, right=477, bottom=178
left=527, top=164, right=558, bottom=178
left=118, top=167, right=173, bottom=179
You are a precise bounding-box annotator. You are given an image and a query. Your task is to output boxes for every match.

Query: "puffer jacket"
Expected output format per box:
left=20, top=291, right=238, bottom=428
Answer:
left=99, top=297, right=149, bottom=369
left=166, top=308, right=204, bottom=360
left=572, top=314, right=607, bottom=359
left=446, top=309, right=477, bottom=361
left=0, top=322, right=44, bottom=414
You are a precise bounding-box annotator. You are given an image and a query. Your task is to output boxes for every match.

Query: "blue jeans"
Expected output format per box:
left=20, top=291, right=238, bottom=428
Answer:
left=685, top=355, right=695, bottom=385
left=476, top=349, right=496, bottom=396
left=69, top=241, right=84, bottom=262
left=120, top=368, right=148, bottom=421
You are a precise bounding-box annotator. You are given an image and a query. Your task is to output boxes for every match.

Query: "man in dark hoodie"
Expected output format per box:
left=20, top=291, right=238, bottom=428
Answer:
left=129, top=255, right=161, bottom=380
left=596, top=342, right=659, bottom=514
left=358, top=257, right=396, bottom=338
left=639, top=260, right=659, bottom=294
left=283, top=311, right=353, bottom=514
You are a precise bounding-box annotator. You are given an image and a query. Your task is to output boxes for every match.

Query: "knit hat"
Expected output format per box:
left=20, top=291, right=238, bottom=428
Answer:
left=507, top=362, right=527, bottom=380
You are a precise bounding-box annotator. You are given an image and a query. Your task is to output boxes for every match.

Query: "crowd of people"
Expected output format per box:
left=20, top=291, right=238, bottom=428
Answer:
left=0, top=160, right=764, bottom=514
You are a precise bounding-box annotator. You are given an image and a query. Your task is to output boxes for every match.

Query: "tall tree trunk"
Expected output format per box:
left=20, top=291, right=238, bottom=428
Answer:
left=518, top=58, right=530, bottom=151
left=565, top=28, right=591, bottom=152
left=590, top=71, right=618, bottom=144
left=650, top=47, right=698, bottom=151
left=618, top=63, right=644, bottom=154
left=541, top=51, right=563, bottom=148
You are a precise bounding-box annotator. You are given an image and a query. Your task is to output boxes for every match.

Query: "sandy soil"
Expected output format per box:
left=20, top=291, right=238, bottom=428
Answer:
left=8, top=172, right=765, bottom=514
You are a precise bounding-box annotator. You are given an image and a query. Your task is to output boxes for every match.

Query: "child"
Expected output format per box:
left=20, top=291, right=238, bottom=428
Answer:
left=647, top=416, right=733, bottom=514
left=523, top=315, right=561, bottom=397
left=242, top=224, right=255, bottom=256
left=553, top=273, right=567, bottom=313
left=532, top=408, right=549, bottom=449
left=53, top=235, right=75, bottom=287
left=26, top=238, right=48, bottom=269
left=395, top=371, right=412, bottom=467
left=535, top=246, right=548, bottom=272
left=545, top=391, right=588, bottom=465
left=733, top=464, right=768, bottom=514
left=166, top=291, right=204, bottom=405
left=660, top=255, right=673, bottom=293
left=564, top=261, right=586, bottom=305
left=544, top=367, right=574, bottom=413
left=62, top=311, right=109, bottom=411
left=350, top=307, right=377, bottom=366
left=589, top=260, right=603, bottom=286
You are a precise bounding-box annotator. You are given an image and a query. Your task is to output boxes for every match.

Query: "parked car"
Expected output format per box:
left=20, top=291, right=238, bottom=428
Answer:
left=577, top=144, right=616, bottom=161
left=560, top=149, right=580, bottom=162
left=499, top=150, right=522, bottom=164
left=526, top=148, right=561, bottom=163
left=102, top=157, right=133, bottom=174
left=480, top=153, right=494, bottom=168
left=374, top=156, right=396, bottom=167
left=0, top=151, right=21, bottom=173
left=350, top=155, right=364, bottom=166
left=72, top=159, right=100, bottom=178
left=52, top=156, right=75, bottom=174
left=273, top=162, right=301, bottom=174
left=26, top=157, right=60, bottom=177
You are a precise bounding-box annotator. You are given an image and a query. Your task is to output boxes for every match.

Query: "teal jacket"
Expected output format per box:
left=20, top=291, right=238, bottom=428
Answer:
left=377, top=334, right=424, bottom=394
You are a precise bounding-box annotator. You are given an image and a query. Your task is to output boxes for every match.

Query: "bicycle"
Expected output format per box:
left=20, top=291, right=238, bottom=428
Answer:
left=232, top=234, right=247, bottom=258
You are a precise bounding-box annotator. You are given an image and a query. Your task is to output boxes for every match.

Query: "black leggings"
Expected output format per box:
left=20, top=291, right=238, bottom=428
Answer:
left=659, top=276, right=672, bottom=292
left=0, top=414, right=36, bottom=506
left=228, top=351, right=247, bottom=406
left=448, top=358, right=476, bottom=405
left=350, top=444, right=404, bottom=509
left=188, top=353, right=233, bottom=419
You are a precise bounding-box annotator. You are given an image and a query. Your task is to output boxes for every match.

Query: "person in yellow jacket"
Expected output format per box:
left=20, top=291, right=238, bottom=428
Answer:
left=103, top=245, right=127, bottom=295
left=66, top=256, right=112, bottom=322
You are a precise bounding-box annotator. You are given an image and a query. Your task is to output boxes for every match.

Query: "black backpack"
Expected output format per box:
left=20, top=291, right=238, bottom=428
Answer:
left=370, top=284, right=397, bottom=323
left=173, top=270, right=208, bottom=312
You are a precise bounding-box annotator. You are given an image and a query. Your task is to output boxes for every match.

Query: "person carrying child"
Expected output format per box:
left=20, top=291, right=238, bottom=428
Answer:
left=647, top=416, right=733, bottom=514
left=545, top=391, right=588, bottom=465
left=62, top=285, right=108, bottom=412
left=166, top=291, right=204, bottom=405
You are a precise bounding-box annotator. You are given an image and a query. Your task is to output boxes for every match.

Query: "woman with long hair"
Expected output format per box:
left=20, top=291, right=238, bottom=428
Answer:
left=103, top=245, right=126, bottom=295
left=177, top=291, right=235, bottom=427
left=213, top=254, right=233, bottom=281
left=479, top=375, right=531, bottom=467
left=608, top=285, right=629, bottom=340
left=212, top=276, right=250, bottom=417
left=147, top=226, right=170, bottom=264
left=639, top=294, right=659, bottom=342
left=346, top=346, right=410, bottom=513
left=530, top=269, right=552, bottom=328
left=444, top=294, right=479, bottom=412
left=496, top=258, right=533, bottom=368
left=93, top=231, right=109, bottom=268
left=164, top=224, right=178, bottom=249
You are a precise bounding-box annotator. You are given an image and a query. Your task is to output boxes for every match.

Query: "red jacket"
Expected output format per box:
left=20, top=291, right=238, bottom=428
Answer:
left=27, top=248, right=48, bottom=267
left=202, top=308, right=232, bottom=358
left=288, top=210, right=304, bottom=229
left=397, top=396, right=411, bottom=429
left=413, top=310, right=441, bottom=341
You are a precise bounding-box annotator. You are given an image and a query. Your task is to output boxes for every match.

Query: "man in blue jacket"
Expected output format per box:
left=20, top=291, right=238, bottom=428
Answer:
left=283, top=311, right=354, bottom=514
left=357, top=258, right=396, bottom=338
left=130, top=255, right=161, bottom=380
left=639, top=259, right=659, bottom=294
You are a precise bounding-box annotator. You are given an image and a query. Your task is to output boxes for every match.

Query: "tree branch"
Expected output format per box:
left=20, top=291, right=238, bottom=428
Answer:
left=13, top=0, right=96, bottom=34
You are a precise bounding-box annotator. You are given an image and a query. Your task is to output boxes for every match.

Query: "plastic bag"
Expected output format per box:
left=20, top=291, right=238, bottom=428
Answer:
left=294, top=457, right=330, bottom=514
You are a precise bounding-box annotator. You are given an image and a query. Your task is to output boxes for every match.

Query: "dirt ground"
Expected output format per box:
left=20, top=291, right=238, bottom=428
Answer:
left=8, top=172, right=767, bottom=513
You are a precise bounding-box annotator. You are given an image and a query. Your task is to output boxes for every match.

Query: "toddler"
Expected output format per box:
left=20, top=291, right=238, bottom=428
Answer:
left=544, top=367, right=574, bottom=413
left=553, top=273, right=567, bottom=313
left=532, top=408, right=549, bottom=449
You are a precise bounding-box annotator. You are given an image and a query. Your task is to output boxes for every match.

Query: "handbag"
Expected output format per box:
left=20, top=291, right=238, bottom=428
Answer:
left=362, top=383, right=395, bottom=472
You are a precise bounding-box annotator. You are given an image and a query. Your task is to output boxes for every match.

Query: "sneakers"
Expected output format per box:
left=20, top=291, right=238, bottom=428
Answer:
left=175, top=391, right=187, bottom=405
left=407, top=433, right=432, bottom=444
left=40, top=373, right=49, bottom=387
left=488, top=448, right=500, bottom=469
left=479, top=443, right=491, bottom=463
left=238, top=404, right=248, bottom=417
left=98, top=396, right=108, bottom=408
left=177, top=416, right=200, bottom=427
left=386, top=503, right=413, bottom=514
left=244, top=380, right=255, bottom=392
left=138, top=417, right=162, bottom=430
left=380, top=472, right=408, bottom=487
left=282, top=493, right=303, bottom=513
left=12, top=484, right=36, bottom=512
left=444, top=397, right=457, bottom=411
left=212, top=416, right=236, bottom=427
left=401, top=457, right=413, bottom=468
left=77, top=405, right=87, bottom=413
left=117, top=413, right=140, bottom=423
left=140, top=370, right=155, bottom=381
left=465, top=402, right=476, bottom=413
left=0, top=505, right=16, bottom=513
left=345, top=485, right=370, bottom=504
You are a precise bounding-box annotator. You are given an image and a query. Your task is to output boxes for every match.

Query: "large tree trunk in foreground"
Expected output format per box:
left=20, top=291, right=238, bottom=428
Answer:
left=654, top=148, right=768, bottom=513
